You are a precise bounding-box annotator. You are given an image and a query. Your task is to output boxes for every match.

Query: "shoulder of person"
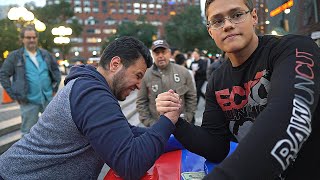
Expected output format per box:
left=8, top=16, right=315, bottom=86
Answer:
left=262, top=34, right=314, bottom=49
left=5, top=48, right=23, bottom=61
left=10, top=48, right=23, bottom=56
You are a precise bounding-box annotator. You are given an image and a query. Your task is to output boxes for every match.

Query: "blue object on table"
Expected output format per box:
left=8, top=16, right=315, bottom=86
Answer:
left=164, top=134, right=184, bottom=152
left=204, top=141, right=238, bottom=174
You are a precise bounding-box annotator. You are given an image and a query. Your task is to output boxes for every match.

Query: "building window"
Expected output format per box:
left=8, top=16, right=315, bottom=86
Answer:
left=87, top=37, right=102, bottom=43
left=93, top=8, right=99, bottom=13
left=93, top=1, right=99, bottom=7
left=94, top=29, right=101, bottom=34
left=74, top=7, right=82, bottom=13
left=70, top=38, right=83, bottom=43
left=71, top=47, right=84, bottom=52
left=141, top=3, right=147, bottom=8
left=119, top=9, right=124, bottom=14
left=126, top=9, right=132, bottom=14
left=133, top=3, right=140, bottom=8
left=134, top=9, right=140, bottom=15
left=85, top=17, right=98, bottom=25
left=84, top=0, right=90, bottom=6
left=126, top=3, right=132, bottom=9
left=142, top=9, right=147, bottom=14
left=84, top=7, right=91, bottom=13
left=86, top=29, right=95, bottom=34
left=104, top=18, right=117, bottom=25
left=110, top=8, right=117, bottom=14
left=103, top=29, right=117, bottom=34
left=88, top=46, right=102, bottom=52
left=74, top=0, right=81, bottom=6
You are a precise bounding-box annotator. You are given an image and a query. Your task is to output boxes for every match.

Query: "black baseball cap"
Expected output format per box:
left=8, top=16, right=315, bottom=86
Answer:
left=151, top=40, right=170, bottom=51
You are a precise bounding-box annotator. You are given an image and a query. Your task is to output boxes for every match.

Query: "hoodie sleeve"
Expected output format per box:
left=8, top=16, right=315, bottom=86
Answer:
left=70, top=77, right=175, bottom=180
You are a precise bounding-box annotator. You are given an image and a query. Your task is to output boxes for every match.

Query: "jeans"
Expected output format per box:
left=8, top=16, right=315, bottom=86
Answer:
left=20, top=101, right=49, bottom=135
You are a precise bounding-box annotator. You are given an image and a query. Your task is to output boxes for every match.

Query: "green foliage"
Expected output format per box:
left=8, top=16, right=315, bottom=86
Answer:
left=0, top=19, right=20, bottom=59
left=32, top=1, right=82, bottom=54
left=164, top=5, right=219, bottom=54
left=105, top=15, right=157, bottom=49
left=0, top=1, right=81, bottom=60
left=33, top=1, right=74, bottom=25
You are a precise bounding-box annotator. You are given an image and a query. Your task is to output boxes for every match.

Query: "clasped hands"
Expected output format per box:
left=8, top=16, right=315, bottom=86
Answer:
left=156, top=89, right=182, bottom=124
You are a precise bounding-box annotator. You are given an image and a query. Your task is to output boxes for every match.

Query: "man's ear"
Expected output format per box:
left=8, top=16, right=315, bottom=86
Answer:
left=251, top=8, right=258, bottom=26
left=207, top=27, right=214, bottom=39
left=109, top=56, right=122, bottom=72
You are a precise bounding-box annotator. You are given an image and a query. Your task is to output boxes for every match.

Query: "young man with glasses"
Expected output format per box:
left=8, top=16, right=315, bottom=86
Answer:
left=156, top=0, right=319, bottom=179
left=0, top=26, right=61, bottom=135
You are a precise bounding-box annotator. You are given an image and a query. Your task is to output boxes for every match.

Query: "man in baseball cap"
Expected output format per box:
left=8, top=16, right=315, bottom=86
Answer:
left=151, top=40, right=170, bottom=51
left=136, top=39, right=197, bottom=127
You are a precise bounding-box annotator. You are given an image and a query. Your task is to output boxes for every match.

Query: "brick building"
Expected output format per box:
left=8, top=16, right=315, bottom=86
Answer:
left=47, top=0, right=200, bottom=59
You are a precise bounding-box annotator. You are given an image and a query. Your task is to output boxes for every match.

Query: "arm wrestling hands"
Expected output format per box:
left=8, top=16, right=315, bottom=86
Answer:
left=156, top=89, right=182, bottom=124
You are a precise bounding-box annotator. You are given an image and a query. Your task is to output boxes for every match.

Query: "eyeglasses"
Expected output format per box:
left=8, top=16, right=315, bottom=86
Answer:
left=207, top=10, right=251, bottom=30
left=24, top=36, right=37, bottom=40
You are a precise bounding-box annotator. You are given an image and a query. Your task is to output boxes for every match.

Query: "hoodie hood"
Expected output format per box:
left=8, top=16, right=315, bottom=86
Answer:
left=64, top=65, right=107, bottom=86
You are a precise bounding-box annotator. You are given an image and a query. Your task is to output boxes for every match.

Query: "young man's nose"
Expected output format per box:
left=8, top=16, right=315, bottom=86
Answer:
left=223, top=19, right=235, bottom=31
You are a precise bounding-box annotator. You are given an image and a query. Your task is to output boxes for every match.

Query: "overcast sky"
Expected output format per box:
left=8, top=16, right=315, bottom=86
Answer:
left=0, top=0, right=45, bottom=7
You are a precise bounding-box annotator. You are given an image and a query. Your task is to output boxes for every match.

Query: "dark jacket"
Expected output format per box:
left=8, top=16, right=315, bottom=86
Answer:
left=0, top=47, right=61, bottom=102
left=190, top=58, right=207, bottom=81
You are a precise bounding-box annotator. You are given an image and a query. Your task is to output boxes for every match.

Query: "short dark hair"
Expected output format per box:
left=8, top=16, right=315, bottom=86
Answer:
left=205, top=0, right=253, bottom=20
left=99, top=36, right=153, bottom=70
left=175, top=54, right=186, bottom=65
left=20, top=26, right=38, bottom=39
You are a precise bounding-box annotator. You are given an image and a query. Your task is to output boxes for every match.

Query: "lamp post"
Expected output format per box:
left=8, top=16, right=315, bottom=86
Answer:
left=7, top=7, right=46, bottom=32
left=51, top=25, right=72, bottom=60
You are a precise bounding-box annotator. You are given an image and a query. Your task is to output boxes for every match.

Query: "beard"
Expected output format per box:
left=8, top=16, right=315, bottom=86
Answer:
left=112, top=68, right=128, bottom=101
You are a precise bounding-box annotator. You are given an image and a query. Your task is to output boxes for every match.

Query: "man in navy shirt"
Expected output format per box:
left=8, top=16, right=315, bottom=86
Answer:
left=0, top=37, right=181, bottom=180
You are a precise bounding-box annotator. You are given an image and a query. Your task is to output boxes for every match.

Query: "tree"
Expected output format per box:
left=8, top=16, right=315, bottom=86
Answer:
left=104, top=16, right=157, bottom=49
left=0, top=19, right=20, bottom=60
left=32, top=1, right=82, bottom=54
left=164, top=5, right=219, bottom=54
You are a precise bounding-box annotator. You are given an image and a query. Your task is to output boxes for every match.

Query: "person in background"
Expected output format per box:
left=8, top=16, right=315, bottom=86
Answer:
left=136, top=39, right=197, bottom=126
left=0, top=26, right=61, bottom=135
left=156, top=0, right=320, bottom=179
left=190, top=48, right=207, bottom=104
left=185, top=51, right=193, bottom=69
left=175, top=53, right=197, bottom=124
left=175, top=53, right=196, bottom=89
left=0, top=36, right=181, bottom=180
left=206, top=52, right=227, bottom=80
left=170, top=47, right=181, bottom=63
